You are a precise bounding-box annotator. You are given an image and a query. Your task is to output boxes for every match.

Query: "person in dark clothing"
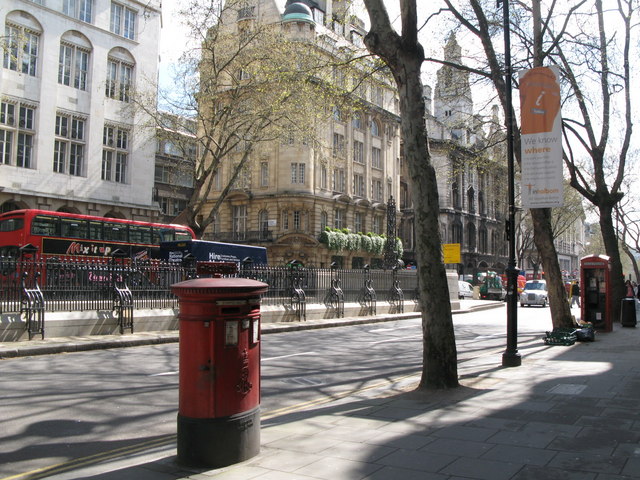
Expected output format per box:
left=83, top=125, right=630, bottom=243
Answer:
left=570, top=281, right=580, bottom=307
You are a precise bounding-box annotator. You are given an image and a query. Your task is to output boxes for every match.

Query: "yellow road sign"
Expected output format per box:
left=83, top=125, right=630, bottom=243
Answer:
left=443, top=243, right=461, bottom=264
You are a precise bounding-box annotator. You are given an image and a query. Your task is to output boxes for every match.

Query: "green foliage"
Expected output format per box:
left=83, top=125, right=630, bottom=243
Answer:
left=319, top=227, right=399, bottom=256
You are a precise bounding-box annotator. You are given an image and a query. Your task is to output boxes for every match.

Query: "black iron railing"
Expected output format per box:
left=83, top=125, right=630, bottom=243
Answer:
left=0, top=257, right=419, bottom=315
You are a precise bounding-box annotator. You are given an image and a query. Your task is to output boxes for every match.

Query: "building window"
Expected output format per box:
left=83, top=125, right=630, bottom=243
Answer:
left=353, top=173, right=365, bottom=197
left=352, top=113, right=362, bottom=129
left=260, top=161, right=269, bottom=187
left=102, top=125, right=129, bottom=183
left=320, top=164, right=327, bottom=189
left=371, top=146, right=381, bottom=169
left=58, top=43, right=89, bottom=90
left=355, top=212, right=363, bottom=233
left=212, top=168, right=221, bottom=190
left=3, top=24, right=39, bottom=76
left=373, top=215, right=382, bottom=234
left=281, top=210, right=289, bottom=230
left=467, top=187, right=475, bottom=213
left=333, top=133, right=345, bottom=157
left=372, top=87, right=384, bottom=107
left=332, top=106, right=342, bottom=122
left=452, top=181, right=460, bottom=209
left=353, top=140, right=364, bottom=164
left=372, top=179, right=383, bottom=202
left=106, top=58, right=133, bottom=102
left=110, top=2, right=136, bottom=40
left=293, top=210, right=301, bottom=230
left=320, top=211, right=328, bottom=231
left=259, top=210, right=269, bottom=239
left=334, top=209, right=345, bottom=229
left=333, top=168, right=345, bottom=193
left=370, top=119, right=380, bottom=136
left=0, top=102, right=35, bottom=169
left=291, top=162, right=305, bottom=184
left=64, top=0, right=93, bottom=22
left=155, top=164, right=170, bottom=183
left=54, top=113, right=85, bottom=176
left=233, top=205, right=247, bottom=239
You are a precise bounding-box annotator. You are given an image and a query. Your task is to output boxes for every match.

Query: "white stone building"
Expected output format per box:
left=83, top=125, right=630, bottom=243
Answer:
left=1, top=0, right=161, bottom=220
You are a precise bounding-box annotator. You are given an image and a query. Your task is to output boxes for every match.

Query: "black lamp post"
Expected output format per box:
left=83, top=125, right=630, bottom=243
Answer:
left=500, top=0, right=521, bottom=367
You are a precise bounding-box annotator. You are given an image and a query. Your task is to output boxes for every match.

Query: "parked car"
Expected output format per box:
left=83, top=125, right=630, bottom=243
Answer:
left=458, top=280, right=473, bottom=299
left=520, top=279, right=548, bottom=307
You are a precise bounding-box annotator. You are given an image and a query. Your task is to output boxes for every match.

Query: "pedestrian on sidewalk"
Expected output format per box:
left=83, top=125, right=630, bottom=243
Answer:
left=626, top=280, right=635, bottom=298
left=570, top=281, right=580, bottom=307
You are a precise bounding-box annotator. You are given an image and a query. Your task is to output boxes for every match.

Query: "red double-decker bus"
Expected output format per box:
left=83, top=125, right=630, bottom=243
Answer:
left=0, top=209, right=195, bottom=260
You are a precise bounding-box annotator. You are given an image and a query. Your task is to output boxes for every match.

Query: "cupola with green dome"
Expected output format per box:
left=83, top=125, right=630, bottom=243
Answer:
left=281, top=2, right=315, bottom=24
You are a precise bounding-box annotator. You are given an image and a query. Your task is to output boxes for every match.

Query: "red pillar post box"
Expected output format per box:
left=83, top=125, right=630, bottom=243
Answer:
left=580, top=255, right=612, bottom=332
left=171, top=265, right=268, bottom=468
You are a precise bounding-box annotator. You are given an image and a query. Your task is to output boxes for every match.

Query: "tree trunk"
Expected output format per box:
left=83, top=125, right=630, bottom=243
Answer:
left=599, top=203, right=625, bottom=320
left=530, top=209, right=573, bottom=325
left=400, top=57, right=459, bottom=390
left=363, top=0, right=458, bottom=389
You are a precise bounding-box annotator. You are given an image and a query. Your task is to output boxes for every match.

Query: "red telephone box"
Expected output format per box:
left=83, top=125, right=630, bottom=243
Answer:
left=580, top=255, right=612, bottom=332
left=171, top=264, right=268, bottom=468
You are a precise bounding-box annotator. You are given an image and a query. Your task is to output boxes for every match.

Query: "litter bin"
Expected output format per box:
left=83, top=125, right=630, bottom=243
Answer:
left=620, top=298, right=637, bottom=327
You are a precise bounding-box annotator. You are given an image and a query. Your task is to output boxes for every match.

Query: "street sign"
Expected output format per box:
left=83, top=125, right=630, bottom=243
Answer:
left=443, top=243, right=461, bottom=264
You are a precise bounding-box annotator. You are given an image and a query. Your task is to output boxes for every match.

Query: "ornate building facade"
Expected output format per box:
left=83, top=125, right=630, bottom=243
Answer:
left=200, top=0, right=402, bottom=268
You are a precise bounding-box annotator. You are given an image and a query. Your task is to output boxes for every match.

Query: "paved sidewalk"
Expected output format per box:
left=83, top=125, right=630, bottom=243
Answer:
left=170, top=319, right=640, bottom=480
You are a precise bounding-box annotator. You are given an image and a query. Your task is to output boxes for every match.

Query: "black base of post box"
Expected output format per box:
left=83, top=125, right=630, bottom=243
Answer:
left=177, top=407, right=260, bottom=468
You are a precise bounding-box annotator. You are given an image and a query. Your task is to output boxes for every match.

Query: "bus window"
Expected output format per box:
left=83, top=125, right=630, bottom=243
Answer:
left=151, top=228, right=162, bottom=246
left=130, top=225, right=152, bottom=244
left=32, top=216, right=59, bottom=236
left=158, top=228, right=175, bottom=242
left=0, top=217, right=24, bottom=232
left=175, top=229, right=192, bottom=241
left=89, top=221, right=103, bottom=240
left=104, top=222, right=128, bottom=242
left=61, top=218, right=88, bottom=239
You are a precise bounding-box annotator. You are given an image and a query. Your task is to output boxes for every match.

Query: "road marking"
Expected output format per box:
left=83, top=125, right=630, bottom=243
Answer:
left=369, top=324, right=417, bottom=333
left=369, top=334, right=423, bottom=345
left=0, top=435, right=176, bottom=480
left=263, top=352, right=316, bottom=362
left=149, top=371, right=178, bottom=376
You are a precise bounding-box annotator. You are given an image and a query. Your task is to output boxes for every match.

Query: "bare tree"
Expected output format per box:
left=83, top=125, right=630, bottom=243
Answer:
left=554, top=0, right=636, bottom=318
left=138, top=0, right=366, bottom=236
left=363, top=0, right=459, bottom=389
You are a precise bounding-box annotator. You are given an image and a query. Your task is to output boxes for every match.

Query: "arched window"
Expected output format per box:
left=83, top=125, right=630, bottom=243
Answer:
left=3, top=11, right=42, bottom=77
left=466, top=222, right=476, bottom=252
left=320, top=211, right=328, bottom=231
left=467, top=187, right=475, bottom=213
left=370, top=119, right=380, bottom=137
left=59, top=31, right=92, bottom=90
left=452, top=182, right=460, bottom=209
left=106, top=47, right=135, bottom=102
